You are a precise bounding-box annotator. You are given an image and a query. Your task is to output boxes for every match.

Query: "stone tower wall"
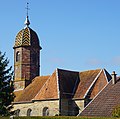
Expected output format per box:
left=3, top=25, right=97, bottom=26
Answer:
left=14, top=46, right=40, bottom=90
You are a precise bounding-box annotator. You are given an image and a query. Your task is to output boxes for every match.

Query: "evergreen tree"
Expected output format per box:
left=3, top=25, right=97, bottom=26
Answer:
left=0, top=51, right=14, bottom=116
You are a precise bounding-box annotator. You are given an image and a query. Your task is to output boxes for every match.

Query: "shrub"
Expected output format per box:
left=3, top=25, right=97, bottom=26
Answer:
left=0, top=51, right=14, bottom=116
left=112, top=105, right=120, bottom=117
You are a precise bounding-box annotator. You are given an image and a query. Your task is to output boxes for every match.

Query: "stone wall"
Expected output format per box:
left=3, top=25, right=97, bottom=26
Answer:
left=60, top=99, right=69, bottom=116
left=13, top=99, right=85, bottom=116
left=60, top=99, right=85, bottom=116
left=13, top=100, right=59, bottom=116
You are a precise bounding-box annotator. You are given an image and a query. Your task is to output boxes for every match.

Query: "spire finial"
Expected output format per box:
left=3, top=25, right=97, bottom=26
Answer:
left=26, top=2, right=29, bottom=17
left=24, top=2, right=30, bottom=27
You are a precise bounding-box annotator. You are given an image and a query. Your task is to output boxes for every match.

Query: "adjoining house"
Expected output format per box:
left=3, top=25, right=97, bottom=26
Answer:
left=79, top=71, right=120, bottom=117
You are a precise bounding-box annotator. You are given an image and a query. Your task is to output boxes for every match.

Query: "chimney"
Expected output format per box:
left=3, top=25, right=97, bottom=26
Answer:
left=111, top=71, right=117, bottom=84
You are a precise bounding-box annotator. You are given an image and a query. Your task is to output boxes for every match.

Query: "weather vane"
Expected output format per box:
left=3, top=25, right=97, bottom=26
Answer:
left=26, top=2, right=30, bottom=16
left=24, top=2, right=30, bottom=26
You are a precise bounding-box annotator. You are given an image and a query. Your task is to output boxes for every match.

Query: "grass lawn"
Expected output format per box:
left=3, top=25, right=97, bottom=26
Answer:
left=1, top=116, right=120, bottom=119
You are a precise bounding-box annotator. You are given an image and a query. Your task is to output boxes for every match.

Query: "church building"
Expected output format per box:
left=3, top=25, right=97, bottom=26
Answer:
left=12, top=12, right=112, bottom=116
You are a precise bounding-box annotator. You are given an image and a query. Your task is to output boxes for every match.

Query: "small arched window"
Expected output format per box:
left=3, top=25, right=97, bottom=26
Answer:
left=43, top=107, right=49, bottom=116
left=27, top=108, right=32, bottom=116
left=15, top=109, right=20, bottom=117
left=16, top=51, right=20, bottom=62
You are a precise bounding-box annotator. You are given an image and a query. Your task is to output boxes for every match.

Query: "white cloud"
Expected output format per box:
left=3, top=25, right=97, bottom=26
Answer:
left=111, top=56, right=120, bottom=65
left=86, top=56, right=120, bottom=67
left=86, top=58, right=102, bottom=66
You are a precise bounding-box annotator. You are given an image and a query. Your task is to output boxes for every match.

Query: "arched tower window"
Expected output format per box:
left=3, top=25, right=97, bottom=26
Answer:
left=43, top=107, right=49, bottom=116
left=27, top=108, right=32, bottom=116
left=16, top=51, right=20, bottom=62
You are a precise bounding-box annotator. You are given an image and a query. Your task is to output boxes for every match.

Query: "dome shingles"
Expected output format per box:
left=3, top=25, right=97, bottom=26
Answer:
left=14, top=27, right=40, bottom=48
left=22, top=27, right=30, bottom=46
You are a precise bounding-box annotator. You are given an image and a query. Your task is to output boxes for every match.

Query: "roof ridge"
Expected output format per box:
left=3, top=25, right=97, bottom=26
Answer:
left=57, top=68, right=101, bottom=74
left=80, top=68, right=101, bottom=73
left=57, top=68, right=79, bottom=73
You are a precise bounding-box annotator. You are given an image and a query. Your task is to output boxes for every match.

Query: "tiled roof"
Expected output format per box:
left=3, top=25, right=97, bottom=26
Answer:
left=14, top=68, right=111, bottom=103
left=80, top=79, right=120, bottom=117
left=14, top=76, right=49, bottom=102
left=74, top=69, right=101, bottom=99
left=14, top=90, right=23, bottom=102
left=14, top=27, right=41, bottom=49
left=57, top=68, right=110, bottom=99
left=33, top=70, right=59, bottom=100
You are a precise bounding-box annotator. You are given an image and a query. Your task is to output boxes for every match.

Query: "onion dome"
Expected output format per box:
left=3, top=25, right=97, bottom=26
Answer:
left=13, top=16, right=42, bottom=50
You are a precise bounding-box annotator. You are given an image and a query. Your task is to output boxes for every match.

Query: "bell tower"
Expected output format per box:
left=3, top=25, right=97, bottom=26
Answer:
left=13, top=4, right=42, bottom=90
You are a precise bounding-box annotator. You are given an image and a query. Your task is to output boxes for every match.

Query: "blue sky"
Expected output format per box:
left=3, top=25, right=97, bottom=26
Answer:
left=1, top=0, right=120, bottom=76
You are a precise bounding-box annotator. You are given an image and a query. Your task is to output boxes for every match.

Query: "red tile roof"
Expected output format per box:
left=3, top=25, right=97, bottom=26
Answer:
left=14, top=90, right=23, bottom=102
left=14, top=68, right=111, bottom=103
left=14, top=76, right=49, bottom=102
left=33, top=70, right=59, bottom=100
left=80, top=79, right=120, bottom=117
left=74, top=69, right=101, bottom=99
